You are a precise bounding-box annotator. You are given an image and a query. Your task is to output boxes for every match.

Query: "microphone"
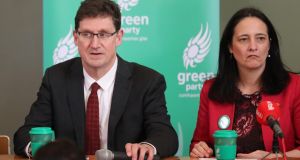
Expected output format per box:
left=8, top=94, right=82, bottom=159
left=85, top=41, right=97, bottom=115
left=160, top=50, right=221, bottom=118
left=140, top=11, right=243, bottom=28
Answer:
left=95, top=149, right=160, bottom=160
left=256, top=101, right=283, bottom=138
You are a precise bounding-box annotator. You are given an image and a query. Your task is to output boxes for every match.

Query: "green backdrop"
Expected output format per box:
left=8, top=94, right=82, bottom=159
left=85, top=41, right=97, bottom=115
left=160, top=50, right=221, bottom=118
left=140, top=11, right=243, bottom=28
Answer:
left=43, top=0, right=219, bottom=156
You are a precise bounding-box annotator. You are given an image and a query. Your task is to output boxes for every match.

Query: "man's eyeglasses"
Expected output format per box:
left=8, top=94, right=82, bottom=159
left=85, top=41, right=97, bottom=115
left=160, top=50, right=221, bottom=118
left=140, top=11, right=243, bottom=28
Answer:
left=77, top=30, right=118, bottom=40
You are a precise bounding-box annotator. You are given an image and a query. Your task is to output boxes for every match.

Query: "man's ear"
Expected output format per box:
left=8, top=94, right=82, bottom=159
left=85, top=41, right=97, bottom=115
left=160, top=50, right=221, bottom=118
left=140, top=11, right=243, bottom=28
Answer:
left=73, top=31, right=79, bottom=46
left=116, top=29, right=124, bottom=46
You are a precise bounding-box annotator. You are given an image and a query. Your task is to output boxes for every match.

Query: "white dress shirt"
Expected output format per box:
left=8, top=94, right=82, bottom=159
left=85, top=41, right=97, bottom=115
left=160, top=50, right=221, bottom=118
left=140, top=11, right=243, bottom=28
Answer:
left=83, top=58, right=118, bottom=149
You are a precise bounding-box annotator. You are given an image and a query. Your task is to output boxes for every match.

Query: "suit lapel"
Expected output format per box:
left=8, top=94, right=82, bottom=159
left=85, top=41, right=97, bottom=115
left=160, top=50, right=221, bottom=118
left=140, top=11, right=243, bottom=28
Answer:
left=66, top=58, right=85, bottom=149
left=107, top=56, right=132, bottom=149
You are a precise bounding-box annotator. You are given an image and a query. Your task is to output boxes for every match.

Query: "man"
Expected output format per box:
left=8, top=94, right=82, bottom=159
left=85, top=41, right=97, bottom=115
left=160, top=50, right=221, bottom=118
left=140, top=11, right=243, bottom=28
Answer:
left=14, top=0, right=178, bottom=159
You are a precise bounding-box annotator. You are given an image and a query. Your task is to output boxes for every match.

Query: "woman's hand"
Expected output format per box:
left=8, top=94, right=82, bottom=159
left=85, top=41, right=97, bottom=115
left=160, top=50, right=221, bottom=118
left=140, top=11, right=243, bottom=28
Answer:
left=190, top=141, right=213, bottom=158
left=237, top=150, right=282, bottom=159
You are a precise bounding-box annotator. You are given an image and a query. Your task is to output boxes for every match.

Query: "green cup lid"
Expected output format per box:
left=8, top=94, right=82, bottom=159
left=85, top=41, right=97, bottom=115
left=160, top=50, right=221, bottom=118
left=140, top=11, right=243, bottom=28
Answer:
left=213, top=130, right=237, bottom=138
left=29, top=127, right=53, bottom=134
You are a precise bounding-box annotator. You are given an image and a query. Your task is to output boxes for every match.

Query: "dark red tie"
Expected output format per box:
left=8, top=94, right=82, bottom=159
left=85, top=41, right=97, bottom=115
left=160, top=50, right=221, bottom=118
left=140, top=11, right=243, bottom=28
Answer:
left=85, top=82, right=101, bottom=155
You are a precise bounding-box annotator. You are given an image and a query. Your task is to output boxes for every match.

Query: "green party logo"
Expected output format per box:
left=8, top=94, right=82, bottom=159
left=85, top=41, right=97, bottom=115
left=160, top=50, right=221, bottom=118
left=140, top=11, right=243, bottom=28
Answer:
left=53, top=25, right=78, bottom=64
left=118, top=0, right=149, bottom=42
left=178, top=23, right=215, bottom=98
left=183, top=23, right=211, bottom=69
left=118, top=0, right=138, bottom=11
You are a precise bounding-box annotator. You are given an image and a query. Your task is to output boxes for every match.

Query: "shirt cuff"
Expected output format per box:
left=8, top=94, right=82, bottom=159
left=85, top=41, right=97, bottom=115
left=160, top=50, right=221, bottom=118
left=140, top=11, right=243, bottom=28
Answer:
left=25, top=141, right=32, bottom=158
left=140, top=142, right=157, bottom=155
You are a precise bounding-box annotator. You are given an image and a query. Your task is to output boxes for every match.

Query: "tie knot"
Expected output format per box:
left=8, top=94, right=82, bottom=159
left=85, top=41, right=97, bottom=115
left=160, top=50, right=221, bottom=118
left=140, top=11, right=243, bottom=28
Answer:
left=90, top=82, right=100, bottom=92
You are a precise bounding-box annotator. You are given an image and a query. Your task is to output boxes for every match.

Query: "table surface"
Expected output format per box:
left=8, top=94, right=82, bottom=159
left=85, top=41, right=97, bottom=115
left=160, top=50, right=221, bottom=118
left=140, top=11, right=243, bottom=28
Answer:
left=0, top=155, right=192, bottom=160
left=1, top=155, right=300, bottom=160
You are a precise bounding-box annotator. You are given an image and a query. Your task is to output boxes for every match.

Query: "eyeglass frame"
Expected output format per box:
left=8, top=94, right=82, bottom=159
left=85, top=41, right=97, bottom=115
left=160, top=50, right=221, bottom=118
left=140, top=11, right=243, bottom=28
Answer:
left=76, top=30, right=119, bottom=41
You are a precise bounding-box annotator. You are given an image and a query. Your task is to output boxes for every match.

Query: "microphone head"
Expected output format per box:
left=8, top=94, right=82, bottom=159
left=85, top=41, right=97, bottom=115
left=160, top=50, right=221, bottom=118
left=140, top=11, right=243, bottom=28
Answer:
left=95, top=149, right=113, bottom=160
left=256, top=101, right=280, bottom=125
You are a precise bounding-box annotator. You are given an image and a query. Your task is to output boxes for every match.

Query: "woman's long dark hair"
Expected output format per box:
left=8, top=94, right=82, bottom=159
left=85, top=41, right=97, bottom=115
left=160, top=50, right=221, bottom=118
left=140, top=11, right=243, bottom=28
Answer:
left=208, top=7, right=290, bottom=103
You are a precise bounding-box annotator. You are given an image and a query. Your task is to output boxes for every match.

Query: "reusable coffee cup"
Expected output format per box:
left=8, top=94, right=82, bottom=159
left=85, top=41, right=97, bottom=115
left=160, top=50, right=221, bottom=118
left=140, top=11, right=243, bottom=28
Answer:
left=213, top=130, right=237, bottom=160
left=29, top=127, right=55, bottom=156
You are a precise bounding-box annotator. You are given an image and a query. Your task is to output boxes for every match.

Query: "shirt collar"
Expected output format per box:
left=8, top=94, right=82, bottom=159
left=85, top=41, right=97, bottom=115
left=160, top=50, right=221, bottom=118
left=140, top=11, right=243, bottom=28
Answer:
left=83, top=58, right=118, bottom=91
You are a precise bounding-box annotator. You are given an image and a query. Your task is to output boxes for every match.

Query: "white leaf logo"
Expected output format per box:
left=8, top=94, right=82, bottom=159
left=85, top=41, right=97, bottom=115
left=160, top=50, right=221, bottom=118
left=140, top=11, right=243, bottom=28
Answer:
left=175, top=122, right=183, bottom=156
left=53, top=25, right=78, bottom=64
left=118, top=0, right=138, bottom=12
left=183, top=23, right=212, bottom=69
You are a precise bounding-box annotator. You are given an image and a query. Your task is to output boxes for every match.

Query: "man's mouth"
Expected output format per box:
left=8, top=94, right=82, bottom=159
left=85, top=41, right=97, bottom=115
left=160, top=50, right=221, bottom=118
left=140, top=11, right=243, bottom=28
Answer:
left=90, top=52, right=103, bottom=55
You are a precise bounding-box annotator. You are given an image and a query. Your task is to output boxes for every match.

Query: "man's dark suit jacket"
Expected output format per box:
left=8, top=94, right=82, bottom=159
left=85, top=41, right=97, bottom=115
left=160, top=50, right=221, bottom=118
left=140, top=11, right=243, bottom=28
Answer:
left=14, top=56, right=178, bottom=157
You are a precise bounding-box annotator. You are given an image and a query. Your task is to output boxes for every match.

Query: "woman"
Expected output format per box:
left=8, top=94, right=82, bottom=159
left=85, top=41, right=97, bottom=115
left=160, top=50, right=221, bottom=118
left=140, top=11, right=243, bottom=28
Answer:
left=190, top=7, right=300, bottom=159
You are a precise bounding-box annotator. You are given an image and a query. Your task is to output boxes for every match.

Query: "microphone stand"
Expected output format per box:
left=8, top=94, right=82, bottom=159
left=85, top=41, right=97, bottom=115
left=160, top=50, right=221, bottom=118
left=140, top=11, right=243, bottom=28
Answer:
left=272, top=133, right=280, bottom=160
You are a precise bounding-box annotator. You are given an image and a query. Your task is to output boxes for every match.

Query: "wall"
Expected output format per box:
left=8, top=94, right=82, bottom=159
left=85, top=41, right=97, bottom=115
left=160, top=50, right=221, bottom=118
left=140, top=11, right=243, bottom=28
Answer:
left=0, top=0, right=42, bottom=151
left=0, top=0, right=299, bottom=154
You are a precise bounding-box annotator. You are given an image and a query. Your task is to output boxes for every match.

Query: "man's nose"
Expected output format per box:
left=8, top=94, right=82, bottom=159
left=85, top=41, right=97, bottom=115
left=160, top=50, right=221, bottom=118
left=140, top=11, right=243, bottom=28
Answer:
left=90, top=35, right=101, bottom=48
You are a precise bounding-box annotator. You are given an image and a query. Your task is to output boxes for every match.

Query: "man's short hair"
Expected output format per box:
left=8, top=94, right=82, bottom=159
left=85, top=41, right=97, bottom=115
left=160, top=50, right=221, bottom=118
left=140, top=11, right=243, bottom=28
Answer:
left=75, top=0, right=121, bottom=31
